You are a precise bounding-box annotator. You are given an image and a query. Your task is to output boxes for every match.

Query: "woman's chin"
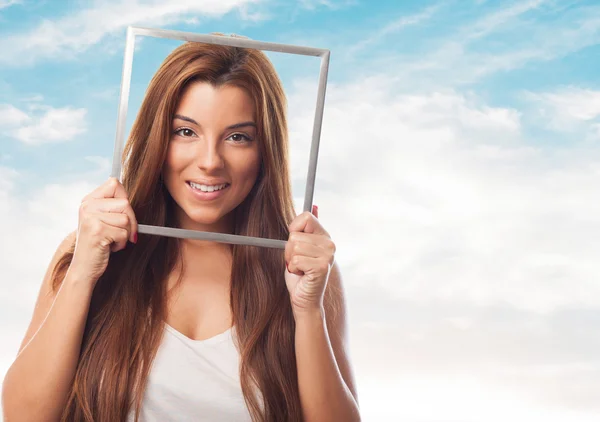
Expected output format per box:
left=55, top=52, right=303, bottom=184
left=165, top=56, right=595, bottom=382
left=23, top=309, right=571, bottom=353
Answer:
left=182, top=211, right=228, bottom=229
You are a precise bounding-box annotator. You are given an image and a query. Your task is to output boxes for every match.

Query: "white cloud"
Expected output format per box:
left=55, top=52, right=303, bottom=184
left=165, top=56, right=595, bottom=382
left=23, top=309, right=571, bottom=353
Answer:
left=91, top=87, right=119, bottom=101
left=0, top=0, right=263, bottom=66
left=83, top=156, right=111, bottom=175
left=0, top=103, right=87, bottom=145
left=354, top=2, right=600, bottom=88
left=297, top=0, right=355, bottom=11
left=524, top=86, right=600, bottom=127
left=0, top=104, right=30, bottom=126
left=278, top=71, right=600, bottom=418
left=465, top=0, right=548, bottom=41
left=288, top=74, right=600, bottom=315
left=2, top=37, right=600, bottom=422
left=358, top=374, right=600, bottom=422
left=344, top=280, right=600, bottom=418
left=23, top=94, right=44, bottom=104
left=0, top=163, right=107, bottom=383
left=0, top=0, right=20, bottom=11
left=346, top=4, right=441, bottom=56
left=14, top=107, right=87, bottom=145
left=519, top=86, right=600, bottom=144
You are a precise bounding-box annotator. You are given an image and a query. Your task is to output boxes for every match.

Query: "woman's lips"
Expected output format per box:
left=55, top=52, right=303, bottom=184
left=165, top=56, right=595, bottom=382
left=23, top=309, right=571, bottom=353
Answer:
left=186, top=181, right=230, bottom=201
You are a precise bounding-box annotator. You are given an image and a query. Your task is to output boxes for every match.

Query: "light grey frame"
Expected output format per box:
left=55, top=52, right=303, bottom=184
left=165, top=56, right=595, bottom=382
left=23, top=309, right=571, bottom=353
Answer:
left=111, top=26, right=330, bottom=249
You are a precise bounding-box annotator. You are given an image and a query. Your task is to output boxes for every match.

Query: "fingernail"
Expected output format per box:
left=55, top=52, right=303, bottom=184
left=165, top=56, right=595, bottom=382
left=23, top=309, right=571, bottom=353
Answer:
left=133, top=232, right=138, bottom=244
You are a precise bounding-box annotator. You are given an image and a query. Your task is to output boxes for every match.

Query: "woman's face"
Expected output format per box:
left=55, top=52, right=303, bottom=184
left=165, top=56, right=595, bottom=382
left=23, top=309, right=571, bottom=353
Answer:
left=162, top=81, right=261, bottom=232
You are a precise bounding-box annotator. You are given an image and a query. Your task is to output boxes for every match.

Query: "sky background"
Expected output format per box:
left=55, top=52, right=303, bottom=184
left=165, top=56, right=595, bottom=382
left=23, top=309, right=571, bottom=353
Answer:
left=1, top=0, right=600, bottom=421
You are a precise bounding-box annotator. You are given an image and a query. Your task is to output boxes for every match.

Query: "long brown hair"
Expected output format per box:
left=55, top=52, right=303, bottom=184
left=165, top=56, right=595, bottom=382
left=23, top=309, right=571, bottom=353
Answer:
left=50, top=40, right=303, bottom=421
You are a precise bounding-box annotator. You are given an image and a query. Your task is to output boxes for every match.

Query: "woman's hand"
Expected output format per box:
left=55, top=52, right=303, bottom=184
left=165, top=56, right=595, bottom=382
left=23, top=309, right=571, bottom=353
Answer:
left=69, top=177, right=138, bottom=287
left=284, top=205, right=336, bottom=318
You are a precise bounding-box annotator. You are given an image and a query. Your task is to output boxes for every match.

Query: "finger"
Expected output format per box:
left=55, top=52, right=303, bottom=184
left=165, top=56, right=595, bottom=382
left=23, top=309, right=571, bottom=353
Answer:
left=95, top=198, right=137, bottom=243
left=94, top=213, right=131, bottom=252
left=285, top=239, right=327, bottom=266
left=108, top=227, right=130, bottom=252
left=288, top=255, right=331, bottom=277
left=287, top=231, right=335, bottom=254
left=82, top=177, right=118, bottom=201
left=102, top=180, right=137, bottom=241
left=288, top=211, right=329, bottom=236
left=285, top=234, right=335, bottom=264
left=312, top=205, right=319, bottom=218
left=84, top=177, right=129, bottom=201
left=81, top=198, right=138, bottom=243
left=83, top=198, right=129, bottom=213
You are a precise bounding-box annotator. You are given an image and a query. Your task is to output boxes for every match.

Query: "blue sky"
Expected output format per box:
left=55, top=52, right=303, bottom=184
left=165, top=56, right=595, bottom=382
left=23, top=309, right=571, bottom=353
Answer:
left=2, top=1, right=600, bottom=421
left=2, top=0, right=600, bottom=182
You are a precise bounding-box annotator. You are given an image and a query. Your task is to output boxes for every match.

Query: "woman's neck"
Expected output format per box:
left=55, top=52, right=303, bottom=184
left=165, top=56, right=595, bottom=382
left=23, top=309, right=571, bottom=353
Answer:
left=175, top=238, right=233, bottom=280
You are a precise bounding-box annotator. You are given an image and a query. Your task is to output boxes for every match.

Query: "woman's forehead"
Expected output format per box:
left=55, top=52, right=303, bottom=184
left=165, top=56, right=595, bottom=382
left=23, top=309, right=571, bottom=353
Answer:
left=175, top=82, right=256, bottom=125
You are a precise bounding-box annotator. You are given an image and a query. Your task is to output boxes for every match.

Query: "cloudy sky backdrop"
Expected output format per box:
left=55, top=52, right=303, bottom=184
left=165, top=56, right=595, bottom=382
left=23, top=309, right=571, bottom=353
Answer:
left=1, top=0, right=600, bottom=421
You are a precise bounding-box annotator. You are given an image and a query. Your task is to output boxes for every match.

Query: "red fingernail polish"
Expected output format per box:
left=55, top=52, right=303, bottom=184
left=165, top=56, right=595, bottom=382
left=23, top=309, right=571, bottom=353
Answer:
left=133, top=233, right=138, bottom=244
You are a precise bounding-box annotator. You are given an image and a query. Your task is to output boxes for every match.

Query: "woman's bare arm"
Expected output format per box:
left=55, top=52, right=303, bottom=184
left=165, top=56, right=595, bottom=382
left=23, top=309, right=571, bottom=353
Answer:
left=1, top=231, right=94, bottom=422
left=294, top=262, right=361, bottom=422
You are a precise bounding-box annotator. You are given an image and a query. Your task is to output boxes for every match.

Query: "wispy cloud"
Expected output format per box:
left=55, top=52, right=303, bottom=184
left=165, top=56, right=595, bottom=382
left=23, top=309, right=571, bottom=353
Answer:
left=0, top=0, right=263, bottom=66
left=83, top=156, right=111, bottom=175
left=525, top=86, right=600, bottom=122
left=465, top=0, right=547, bottom=41
left=346, top=4, right=441, bottom=56
left=0, top=0, right=20, bottom=11
left=523, top=86, right=600, bottom=140
left=351, top=1, right=600, bottom=87
left=0, top=103, right=87, bottom=145
left=297, top=0, right=356, bottom=11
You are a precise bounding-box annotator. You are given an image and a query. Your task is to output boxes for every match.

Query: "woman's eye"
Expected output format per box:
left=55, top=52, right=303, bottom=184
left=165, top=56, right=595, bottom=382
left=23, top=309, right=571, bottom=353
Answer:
left=227, top=133, right=252, bottom=143
left=174, top=128, right=195, bottom=137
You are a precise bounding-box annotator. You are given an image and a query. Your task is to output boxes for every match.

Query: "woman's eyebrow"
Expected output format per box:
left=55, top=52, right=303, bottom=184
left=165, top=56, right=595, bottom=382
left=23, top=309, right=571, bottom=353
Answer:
left=173, top=114, right=256, bottom=130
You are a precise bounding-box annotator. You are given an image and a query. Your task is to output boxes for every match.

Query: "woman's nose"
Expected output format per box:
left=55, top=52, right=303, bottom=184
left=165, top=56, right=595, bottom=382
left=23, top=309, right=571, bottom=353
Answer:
left=195, top=138, right=225, bottom=171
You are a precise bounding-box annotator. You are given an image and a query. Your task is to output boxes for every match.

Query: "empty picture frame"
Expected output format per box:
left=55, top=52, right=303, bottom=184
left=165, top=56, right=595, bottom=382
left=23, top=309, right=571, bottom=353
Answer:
left=110, top=26, right=330, bottom=250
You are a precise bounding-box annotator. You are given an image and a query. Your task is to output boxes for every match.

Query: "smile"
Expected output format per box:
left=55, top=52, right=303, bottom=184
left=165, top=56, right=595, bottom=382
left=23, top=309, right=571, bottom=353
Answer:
left=186, top=181, right=230, bottom=201
left=187, top=181, right=230, bottom=192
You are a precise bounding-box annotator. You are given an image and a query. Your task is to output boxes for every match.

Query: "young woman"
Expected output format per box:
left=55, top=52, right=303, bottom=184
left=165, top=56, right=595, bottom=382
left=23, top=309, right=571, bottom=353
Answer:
left=1, top=39, right=360, bottom=422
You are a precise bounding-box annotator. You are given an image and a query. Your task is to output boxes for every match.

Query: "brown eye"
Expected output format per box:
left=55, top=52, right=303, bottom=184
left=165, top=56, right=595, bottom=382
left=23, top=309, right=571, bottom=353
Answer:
left=174, top=128, right=195, bottom=137
left=227, top=133, right=252, bottom=143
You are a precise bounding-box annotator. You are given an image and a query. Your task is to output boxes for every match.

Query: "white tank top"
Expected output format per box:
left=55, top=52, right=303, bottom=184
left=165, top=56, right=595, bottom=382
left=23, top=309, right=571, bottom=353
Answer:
left=127, top=323, right=254, bottom=422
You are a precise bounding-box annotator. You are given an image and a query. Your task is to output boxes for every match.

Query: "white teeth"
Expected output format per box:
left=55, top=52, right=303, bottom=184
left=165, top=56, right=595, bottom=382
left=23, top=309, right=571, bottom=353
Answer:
left=189, top=182, right=228, bottom=192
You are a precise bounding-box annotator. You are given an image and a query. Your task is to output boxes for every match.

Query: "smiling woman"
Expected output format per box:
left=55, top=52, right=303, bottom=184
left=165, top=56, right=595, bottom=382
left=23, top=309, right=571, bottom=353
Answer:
left=1, top=36, right=360, bottom=422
